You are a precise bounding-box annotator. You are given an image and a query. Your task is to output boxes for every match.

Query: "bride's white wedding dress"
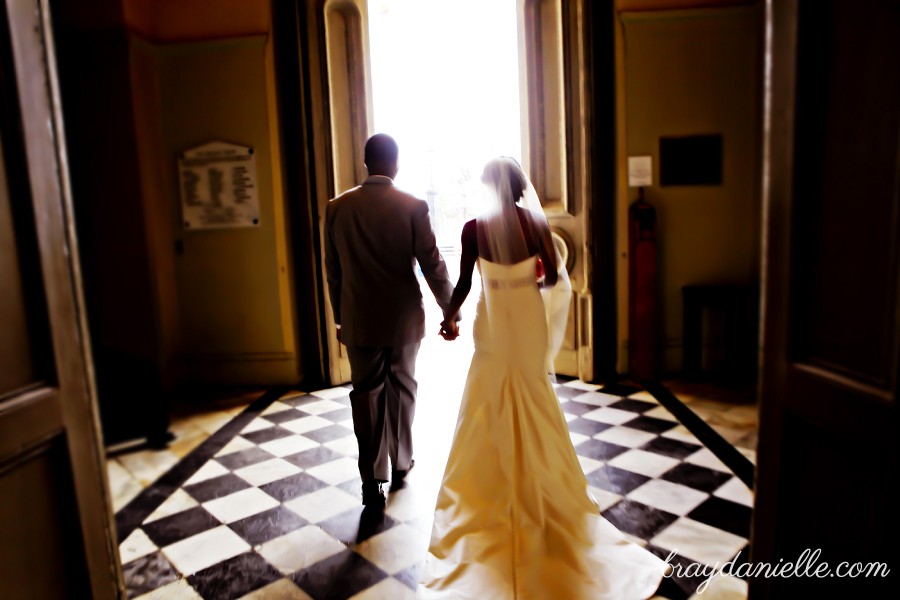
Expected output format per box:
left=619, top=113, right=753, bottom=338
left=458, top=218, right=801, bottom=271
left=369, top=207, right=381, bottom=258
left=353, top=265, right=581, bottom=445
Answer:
left=419, top=256, right=668, bottom=599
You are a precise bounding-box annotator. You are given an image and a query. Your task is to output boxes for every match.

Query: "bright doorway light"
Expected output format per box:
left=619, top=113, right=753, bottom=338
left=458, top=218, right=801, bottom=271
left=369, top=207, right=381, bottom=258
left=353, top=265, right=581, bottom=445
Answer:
left=368, top=0, right=522, bottom=250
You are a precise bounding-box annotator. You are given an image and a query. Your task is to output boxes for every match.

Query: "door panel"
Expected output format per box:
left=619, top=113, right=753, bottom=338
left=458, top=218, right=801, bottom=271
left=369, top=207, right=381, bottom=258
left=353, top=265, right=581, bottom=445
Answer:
left=305, top=0, right=372, bottom=385
left=752, top=0, right=898, bottom=595
left=0, top=0, right=120, bottom=597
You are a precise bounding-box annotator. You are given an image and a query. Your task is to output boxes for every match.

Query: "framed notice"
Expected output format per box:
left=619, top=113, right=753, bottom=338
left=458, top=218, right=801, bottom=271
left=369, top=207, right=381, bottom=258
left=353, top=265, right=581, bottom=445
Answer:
left=178, top=141, right=259, bottom=230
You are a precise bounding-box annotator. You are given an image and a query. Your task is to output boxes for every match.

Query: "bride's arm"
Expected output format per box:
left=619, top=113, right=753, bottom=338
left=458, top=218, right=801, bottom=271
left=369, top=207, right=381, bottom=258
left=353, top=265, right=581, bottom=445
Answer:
left=441, top=220, right=478, bottom=332
left=535, top=218, right=559, bottom=287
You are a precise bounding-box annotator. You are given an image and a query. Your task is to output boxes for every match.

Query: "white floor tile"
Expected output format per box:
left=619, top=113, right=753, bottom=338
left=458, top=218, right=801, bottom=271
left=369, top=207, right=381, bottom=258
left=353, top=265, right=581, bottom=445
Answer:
left=661, top=425, right=702, bottom=445
left=183, top=460, right=230, bottom=486
left=588, top=486, right=622, bottom=512
left=280, top=415, right=334, bottom=435
left=162, top=525, right=250, bottom=575
left=570, top=431, right=591, bottom=446
left=263, top=401, right=294, bottom=416
left=572, top=391, right=622, bottom=407
left=242, top=418, right=276, bottom=434
left=215, top=436, right=256, bottom=457
left=303, top=457, right=359, bottom=485
left=643, top=406, right=678, bottom=421
left=351, top=577, right=416, bottom=599
left=561, top=380, right=601, bottom=391
left=713, top=477, right=754, bottom=507
left=143, top=489, right=200, bottom=524
left=237, top=578, right=314, bottom=599
left=626, top=391, right=659, bottom=403
left=628, top=479, right=709, bottom=516
left=119, top=528, right=157, bottom=564
left=132, top=578, right=204, bottom=600
left=284, top=486, right=360, bottom=523
left=235, top=458, right=303, bottom=487
left=324, top=435, right=359, bottom=456
left=309, top=387, right=352, bottom=400
left=257, top=526, right=346, bottom=575
left=582, top=406, right=640, bottom=425
left=202, top=487, right=280, bottom=523
left=355, top=524, right=429, bottom=574
left=608, top=449, right=681, bottom=478
left=650, top=517, right=747, bottom=567
left=117, top=450, right=180, bottom=487
left=577, top=455, right=604, bottom=475
left=687, top=573, right=748, bottom=599
left=594, top=426, right=658, bottom=448
left=684, top=448, right=731, bottom=473
left=298, top=399, right=346, bottom=415
left=259, top=434, right=319, bottom=458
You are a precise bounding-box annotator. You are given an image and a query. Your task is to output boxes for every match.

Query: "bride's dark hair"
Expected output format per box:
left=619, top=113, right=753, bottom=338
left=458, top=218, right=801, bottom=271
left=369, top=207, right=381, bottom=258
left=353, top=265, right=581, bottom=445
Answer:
left=482, top=156, right=527, bottom=205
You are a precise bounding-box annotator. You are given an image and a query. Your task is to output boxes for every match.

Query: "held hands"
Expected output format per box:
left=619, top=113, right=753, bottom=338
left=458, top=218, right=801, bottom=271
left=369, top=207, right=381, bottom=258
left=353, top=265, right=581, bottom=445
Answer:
left=439, top=319, right=459, bottom=341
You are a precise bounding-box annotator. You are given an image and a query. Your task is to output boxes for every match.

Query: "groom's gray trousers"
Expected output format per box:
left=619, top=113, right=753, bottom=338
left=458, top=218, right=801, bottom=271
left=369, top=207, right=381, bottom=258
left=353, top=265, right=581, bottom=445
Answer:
left=345, top=341, right=420, bottom=482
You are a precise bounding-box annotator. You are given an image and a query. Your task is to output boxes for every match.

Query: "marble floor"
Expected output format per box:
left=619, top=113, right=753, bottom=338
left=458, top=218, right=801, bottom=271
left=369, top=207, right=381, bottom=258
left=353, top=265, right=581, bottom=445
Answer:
left=106, top=326, right=755, bottom=599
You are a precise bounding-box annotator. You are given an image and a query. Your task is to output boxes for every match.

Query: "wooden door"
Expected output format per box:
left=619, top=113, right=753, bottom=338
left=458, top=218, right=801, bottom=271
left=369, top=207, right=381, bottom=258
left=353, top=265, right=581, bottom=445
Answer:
left=0, top=0, right=120, bottom=597
left=752, top=0, right=898, bottom=595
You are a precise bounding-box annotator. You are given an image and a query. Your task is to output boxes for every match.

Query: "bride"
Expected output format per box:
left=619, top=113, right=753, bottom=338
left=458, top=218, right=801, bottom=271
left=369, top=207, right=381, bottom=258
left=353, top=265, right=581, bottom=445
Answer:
left=418, top=157, right=669, bottom=599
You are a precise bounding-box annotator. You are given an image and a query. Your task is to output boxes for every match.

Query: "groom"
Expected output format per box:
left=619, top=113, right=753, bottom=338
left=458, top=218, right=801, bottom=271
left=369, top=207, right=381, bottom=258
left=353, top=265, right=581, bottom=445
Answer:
left=324, top=133, right=456, bottom=508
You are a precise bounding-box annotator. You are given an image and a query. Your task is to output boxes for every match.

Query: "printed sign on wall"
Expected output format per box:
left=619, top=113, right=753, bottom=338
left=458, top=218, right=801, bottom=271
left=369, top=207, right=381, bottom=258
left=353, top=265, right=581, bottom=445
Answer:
left=178, top=141, right=259, bottom=230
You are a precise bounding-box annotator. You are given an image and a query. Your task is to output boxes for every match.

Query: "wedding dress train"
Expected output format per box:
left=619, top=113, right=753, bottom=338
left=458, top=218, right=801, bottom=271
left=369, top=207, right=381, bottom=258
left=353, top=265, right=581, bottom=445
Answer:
left=419, top=257, right=667, bottom=599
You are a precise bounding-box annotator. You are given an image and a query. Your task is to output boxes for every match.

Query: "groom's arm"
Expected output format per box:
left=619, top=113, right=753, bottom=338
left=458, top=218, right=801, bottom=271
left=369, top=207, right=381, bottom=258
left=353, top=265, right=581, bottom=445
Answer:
left=411, top=201, right=458, bottom=320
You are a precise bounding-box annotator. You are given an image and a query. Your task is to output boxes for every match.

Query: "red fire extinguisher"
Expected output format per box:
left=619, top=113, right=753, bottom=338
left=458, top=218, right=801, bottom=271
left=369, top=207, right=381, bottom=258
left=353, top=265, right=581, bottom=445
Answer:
left=629, top=188, right=657, bottom=381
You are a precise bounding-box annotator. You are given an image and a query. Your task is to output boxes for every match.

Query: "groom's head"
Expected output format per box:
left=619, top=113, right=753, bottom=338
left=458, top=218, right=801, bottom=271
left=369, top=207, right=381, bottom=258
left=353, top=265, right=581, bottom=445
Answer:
left=365, top=133, right=400, bottom=179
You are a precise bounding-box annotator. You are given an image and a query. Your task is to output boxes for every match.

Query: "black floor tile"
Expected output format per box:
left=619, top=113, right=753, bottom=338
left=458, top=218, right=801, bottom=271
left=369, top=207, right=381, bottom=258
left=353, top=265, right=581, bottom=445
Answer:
left=280, top=394, right=319, bottom=407
left=122, top=551, right=180, bottom=598
left=602, top=499, right=679, bottom=539
left=303, top=424, right=355, bottom=443
left=554, top=385, right=589, bottom=399
left=640, top=437, right=702, bottom=460
left=560, top=400, right=597, bottom=416
left=688, top=496, right=752, bottom=538
left=282, top=446, right=345, bottom=469
left=623, top=415, right=679, bottom=434
left=187, top=552, right=283, bottom=600
left=646, top=545, right=697, bottom=599
left=241, top=426, right=295, bottom=445
left=141, top=506, right=220, bottom=547
left=661, top=463, right=733, bottom=493
left=215, top=447, right=276, bottom=471
left=261, top=408, right=307, bottom=425
left=260, top=472, right=329, bottom=502
left=567, top=417, right=614, bottom=436
left=292, top=550, right=389, bottom=600
left=393, top=562, right=423, bottom=589
left=228, top=505, right=308, bottom=546
left=337, top=478, right=364, bottom=498
left=607, top=399, right=658, bottom=414
left=184, top=473, right=252, bottom=503
left=598, top=383, right=643, bottom=397
left=586, top=465, right=651, bottom=495
left=574, top=438, right=630, bottom=461
left=320, top=407, right=354, bottom=422
left=316, top=506, right=399, bottom=545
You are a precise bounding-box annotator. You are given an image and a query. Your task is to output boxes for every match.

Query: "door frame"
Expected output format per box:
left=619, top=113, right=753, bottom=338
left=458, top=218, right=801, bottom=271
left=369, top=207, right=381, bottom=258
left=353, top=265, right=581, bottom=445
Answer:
left=274, top=0, right=620, bottom=385
left=2, top=0, right=122, bottom=596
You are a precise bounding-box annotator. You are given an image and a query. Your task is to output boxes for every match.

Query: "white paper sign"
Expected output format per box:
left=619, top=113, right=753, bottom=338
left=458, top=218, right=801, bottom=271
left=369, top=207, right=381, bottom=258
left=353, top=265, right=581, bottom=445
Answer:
left=628, top=156, right=653, bottom=187
left=179, top=141, right=260, bottom=230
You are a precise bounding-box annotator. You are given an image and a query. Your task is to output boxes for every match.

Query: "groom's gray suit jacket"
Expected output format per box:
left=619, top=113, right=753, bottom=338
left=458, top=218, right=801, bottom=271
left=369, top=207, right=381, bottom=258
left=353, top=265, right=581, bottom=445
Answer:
left=325, top=175, right=455, bottom=348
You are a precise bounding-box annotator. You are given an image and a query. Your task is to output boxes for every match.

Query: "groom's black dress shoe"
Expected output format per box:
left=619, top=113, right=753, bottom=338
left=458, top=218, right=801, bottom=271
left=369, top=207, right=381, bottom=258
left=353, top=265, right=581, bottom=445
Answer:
left=362, top=480, right=386, bottom=508
left=390, top=459, right=415, bottom=492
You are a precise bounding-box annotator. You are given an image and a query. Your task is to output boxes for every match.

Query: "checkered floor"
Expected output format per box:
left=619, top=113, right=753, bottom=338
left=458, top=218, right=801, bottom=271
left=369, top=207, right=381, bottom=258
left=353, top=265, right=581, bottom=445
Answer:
left=115, top=380, right=753, bottom=599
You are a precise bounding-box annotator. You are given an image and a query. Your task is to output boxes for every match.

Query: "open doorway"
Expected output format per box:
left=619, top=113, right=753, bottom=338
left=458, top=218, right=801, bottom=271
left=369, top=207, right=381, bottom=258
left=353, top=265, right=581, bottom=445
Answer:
left=367, top=0, right=522, bottom=336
